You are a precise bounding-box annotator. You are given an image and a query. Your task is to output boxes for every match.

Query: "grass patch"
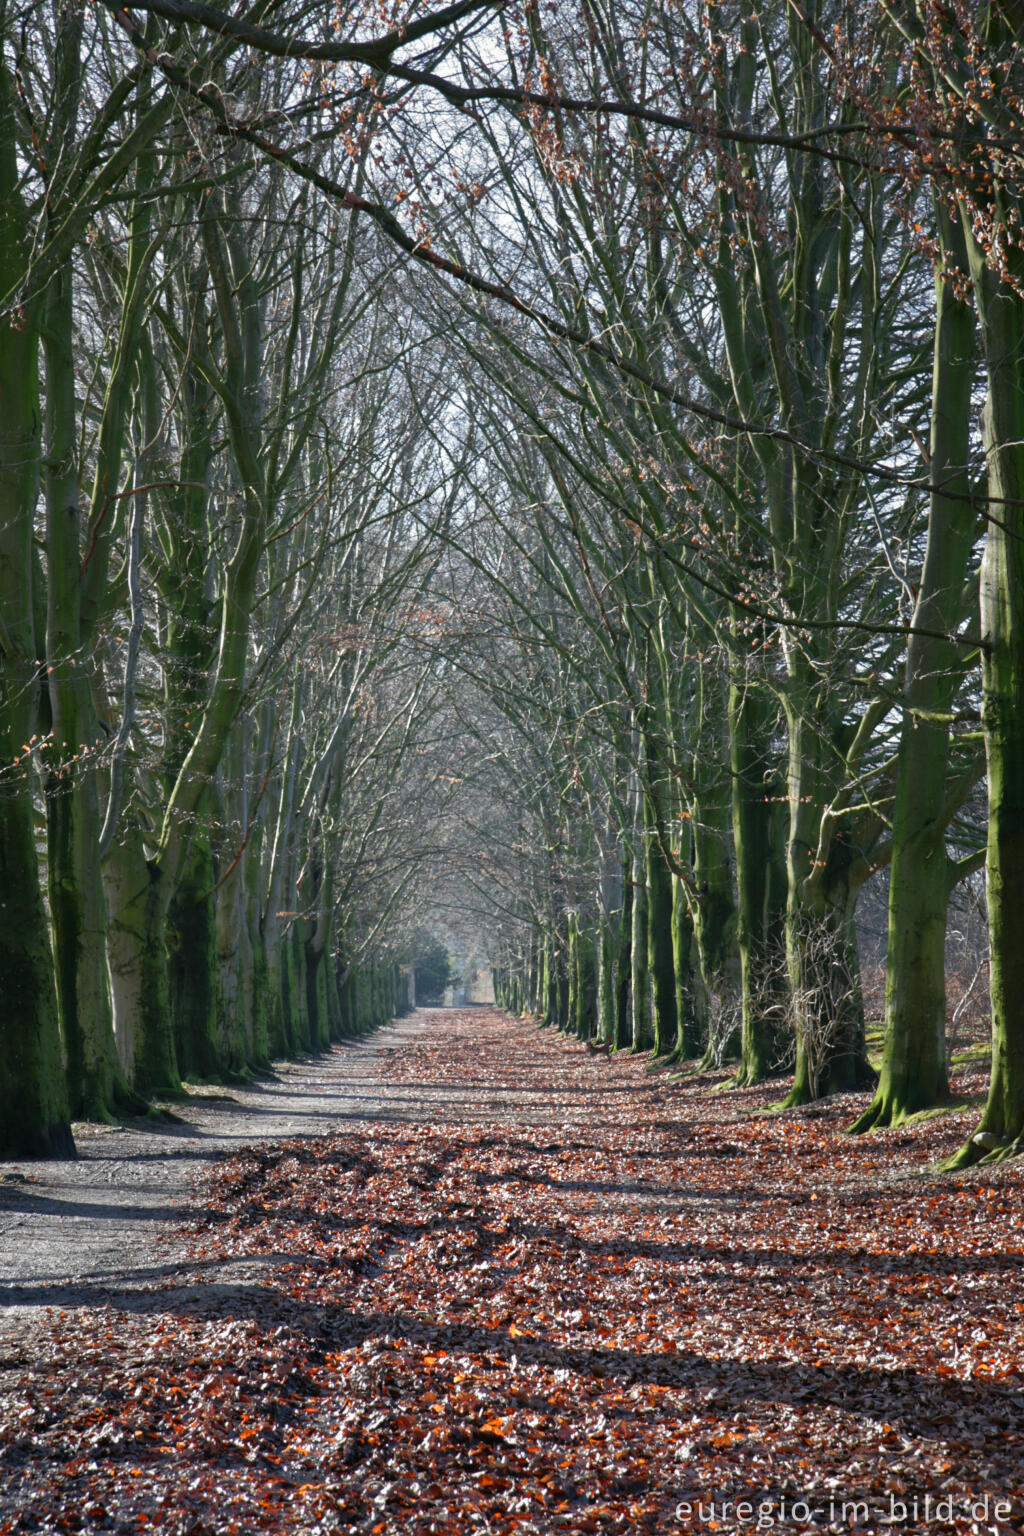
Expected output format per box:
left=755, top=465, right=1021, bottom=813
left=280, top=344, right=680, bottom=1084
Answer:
left=902, top=1092, right=987, bottom=1125
left=950, top=1040, right=991, bottom=1066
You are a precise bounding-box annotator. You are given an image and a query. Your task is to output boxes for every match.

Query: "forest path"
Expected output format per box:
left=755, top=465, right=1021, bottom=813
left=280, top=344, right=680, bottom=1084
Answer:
left=0, top=1013, right=434, bottom=1333
left=1, top=1009, right=1022, bottom=1534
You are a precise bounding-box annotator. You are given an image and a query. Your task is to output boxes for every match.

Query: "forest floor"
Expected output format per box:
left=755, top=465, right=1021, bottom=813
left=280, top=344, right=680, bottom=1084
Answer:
left=1, top=1009, right=1022, bottom=1536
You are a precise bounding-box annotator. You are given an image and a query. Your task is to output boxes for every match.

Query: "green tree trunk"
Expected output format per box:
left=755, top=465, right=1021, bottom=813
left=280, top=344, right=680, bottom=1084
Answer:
left=598, top=916, right=617, bottom=1045
left=545, top=933, right=559, bottom=1025
left=672, top=878, right=703, bottom=1061
left=104, top=826, right=180, bottom=1096
left=630, top=844, right=652, bottom=1050
left=948, top=211, right=1024, bottom=1164
left=339, top=965, right=356, bottom=1036
left=292, top=933, right=312, bottom=1044
left=692, top=802, right=739, bottom=1071
left=554, top=937, right=569, bottom=1030
left=277, top=933, right=297, bottom=1056
left=597, top=861, right=625, bottom=1047
left=0, top=784, right=74, bottom=1157
left=42, top=261, right=141, bottom=1120
left=0, top=65, right=73, bottom=1156
left=614, top=875, right=633, bottom=1050
left=305, top=940, right=331, bottom=1050
left=264, top=939, right=288, bottom=1057
left=573, top=921, right=596, bottom=1040
left=249, top=914, right=272, bottom=1063
left=211, top=730, right=260, bottom=1074
left=780, top=683, right=874, bottom=1105
left=216, top=859, right=257, bottom=1076
left=168, top=825, right=222, bottom=1080
left=729, top=669, right=788, bottom=1085
left=853, top=209, right=977, bottom=1131
left=566, top=914, right=579, bottom=1035
left=646, top=796, right=679, bottom=1057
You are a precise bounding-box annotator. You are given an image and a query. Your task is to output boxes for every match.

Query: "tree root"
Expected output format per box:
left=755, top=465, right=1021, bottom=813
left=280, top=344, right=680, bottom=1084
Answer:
left=941, top=1128, right=1024, bottom=1171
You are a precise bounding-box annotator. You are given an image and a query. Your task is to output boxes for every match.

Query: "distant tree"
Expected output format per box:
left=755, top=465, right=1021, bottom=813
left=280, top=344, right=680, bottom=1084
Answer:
left=409, top=933, right=454, bottom=1005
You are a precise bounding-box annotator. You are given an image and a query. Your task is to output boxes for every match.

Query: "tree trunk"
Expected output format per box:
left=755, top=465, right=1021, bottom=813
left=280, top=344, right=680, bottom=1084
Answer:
left=947, top=220, right=1024, bottom=1164
left=787, top=884, right=874, bottom=1104
left=0, top=779, right=74, bottom=1157
left=729, top=667, right=788, bottom=1085
left=598, top=914, right=617, bottom=1045
left=216, top=860, right=256, bottom=1075
left=167, top=824, right=222, bottom=1080
left=672, top=878, right=703, bottom=1061
left=692, top=836, right=738, bottom=1070
left=781, top=694, right=873, bottom=1105
left=646, top=795, right=679, bottom=1057
left=42, top=260, right=140, bottom=1120
left=854, top=214, right=976, bottom=1131
left=630, top=844, right=652, bottom=1050
left=305, top=939, right=331, bottom=1049
left=0, top=92, right=73, bottom=1155
left=553, top=935, right=569, bottom=1030
left=327, top=955, right=345, bottom=1038
left=104, top=824, right=180, bottom=1096
left=573, top=920, right=596, bottom=1039
left=566, top=913, right=579, bottom=1035
left=614, top=875, right=633, bottom=1049
left=288, top=922, right=312, bottom=1049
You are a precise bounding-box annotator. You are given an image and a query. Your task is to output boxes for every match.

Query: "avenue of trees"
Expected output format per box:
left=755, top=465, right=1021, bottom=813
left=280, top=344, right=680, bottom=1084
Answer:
left=1, top=0, right=1022, bottom=1167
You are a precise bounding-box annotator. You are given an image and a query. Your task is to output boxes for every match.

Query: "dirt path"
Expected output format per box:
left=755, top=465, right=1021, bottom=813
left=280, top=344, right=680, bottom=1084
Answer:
left=1, top=1009, right=1022, bottom=1535
left=0, top=1013, right=430, bottom=1335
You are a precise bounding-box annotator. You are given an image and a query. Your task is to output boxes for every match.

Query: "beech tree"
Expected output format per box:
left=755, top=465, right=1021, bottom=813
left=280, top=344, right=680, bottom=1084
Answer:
left=4, top=0, right=1024, bottom=1164
left=872, top=0, right=1024, bottom=1161
left=0, top=0, right=488, bottom=1154
left=0, top=0, right=183, bottom=1152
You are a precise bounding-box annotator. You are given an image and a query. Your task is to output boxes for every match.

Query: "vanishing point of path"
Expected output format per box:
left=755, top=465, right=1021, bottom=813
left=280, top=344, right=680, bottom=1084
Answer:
left=1, top=1009, right=1022, bottom=1534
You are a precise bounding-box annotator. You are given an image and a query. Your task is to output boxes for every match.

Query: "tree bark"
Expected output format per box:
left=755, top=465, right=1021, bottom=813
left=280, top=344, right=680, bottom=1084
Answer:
left=948, top=209, right=1024, bottom=1163
left=853, top=208, right=977, bottom=1131
left=0, top=60, right=73, bottom=1156
left=104, top=825, right=180, bottom=1095
left=729, top=667, right=788, bottom=1085
left=43, top=259, right=141, bottom=1120
left=629, top=842, right=652, bottom=1050
left=645, top=790, right=679, bottom=1057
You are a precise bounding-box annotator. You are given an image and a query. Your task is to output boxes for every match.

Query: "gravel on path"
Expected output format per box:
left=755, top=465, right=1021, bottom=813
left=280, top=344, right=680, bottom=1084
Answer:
left=0, top=1014, right=429, bottom=1340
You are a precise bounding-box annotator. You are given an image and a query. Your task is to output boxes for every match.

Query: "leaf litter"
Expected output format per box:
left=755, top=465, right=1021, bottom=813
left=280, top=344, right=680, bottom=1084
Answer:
left=1, top=1009, right=1022, bottom=1534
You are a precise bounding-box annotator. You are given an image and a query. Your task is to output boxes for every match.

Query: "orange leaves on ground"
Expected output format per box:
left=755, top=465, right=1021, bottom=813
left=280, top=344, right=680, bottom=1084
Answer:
left=0, top=1010, right=1022, bottom=1533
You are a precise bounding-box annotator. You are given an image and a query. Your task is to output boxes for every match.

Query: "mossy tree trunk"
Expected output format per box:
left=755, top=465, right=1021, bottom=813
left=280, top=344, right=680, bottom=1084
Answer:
left=571, top=916, right=596, bottom=1040
left=614, top=874, right=633, bottom=1049
left=104, top=824, right=180, bottom=1095
left=645, top=790, right=678, bottom=1057
left=597, top=852, right=625, bottom=1045
left=43, top=251, right=146, bottom=1120
left=0, top=2, right=174, bottom=1150
left=853, top=206, right=978, bottom=1132
left=729, top=666, right=787, bottom=1085
left=0, top=744, right=74, bottom=1156
left=780, top=689, right=873, bottom=1106
left=672, top=877, right=703, bottom=1061
left=948, top=187, right=1024, bottom=1164
left=167, top=822, right=223, bottom=1080
left=566, top=913, right=579, bottom=1035
left=0, top=53, right=73, bottom=1156
left=37, top=6, right=152, bottom=1122
left=303, top=835, right=334, bottom=1051
left=629, top=840, right=651, bottom=1051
